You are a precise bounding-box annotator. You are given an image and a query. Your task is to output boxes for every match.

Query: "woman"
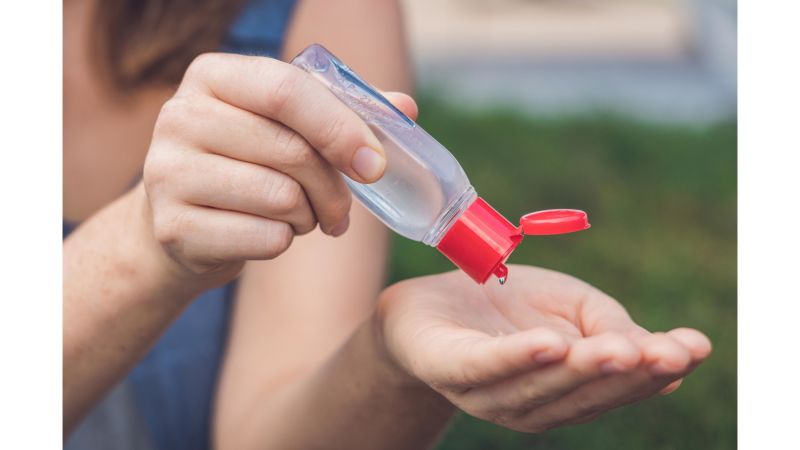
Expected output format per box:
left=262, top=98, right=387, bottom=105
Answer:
left=63, top=0, right=712, bottom=448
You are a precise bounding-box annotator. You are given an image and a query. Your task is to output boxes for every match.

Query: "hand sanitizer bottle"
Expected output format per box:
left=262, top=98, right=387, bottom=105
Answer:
left=292, top=44, right=590, bottom=284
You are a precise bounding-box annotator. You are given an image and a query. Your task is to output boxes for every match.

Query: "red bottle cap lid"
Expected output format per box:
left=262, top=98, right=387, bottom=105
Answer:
left=437, top=198, right=521, bottom=284
left=437, top=199, right=589, bottom=284
left=519, top=209, right=591, bottom=235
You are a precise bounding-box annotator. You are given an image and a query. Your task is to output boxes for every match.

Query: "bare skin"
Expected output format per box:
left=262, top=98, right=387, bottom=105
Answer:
left=65, top=2, right=454, bottom=447
left=63, top=0, right=712, bottom=447
left=377, top=266, right=711, bottom=433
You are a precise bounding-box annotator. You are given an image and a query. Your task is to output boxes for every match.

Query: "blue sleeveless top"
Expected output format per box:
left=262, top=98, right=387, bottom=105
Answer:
left=65, top=2, right=296, bottom=449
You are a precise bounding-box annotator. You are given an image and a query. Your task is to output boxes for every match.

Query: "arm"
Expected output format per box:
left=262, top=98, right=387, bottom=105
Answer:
left=64, top=25, right=401, bottom=436
left=213, top=209, right=454, bottom=450
left=212, top=1, right=455, bottom=449
left=63, top=186, right=202, bottom=434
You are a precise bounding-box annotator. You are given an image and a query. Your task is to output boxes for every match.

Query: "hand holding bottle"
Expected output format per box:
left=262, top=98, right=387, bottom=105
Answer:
left=140, top=52, right=417, bottom=281
left=374, top=265, right=712, bottom=432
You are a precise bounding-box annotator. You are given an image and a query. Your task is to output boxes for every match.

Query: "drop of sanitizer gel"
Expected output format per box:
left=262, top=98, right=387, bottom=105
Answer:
left=292, top=44, right=591, bottom=285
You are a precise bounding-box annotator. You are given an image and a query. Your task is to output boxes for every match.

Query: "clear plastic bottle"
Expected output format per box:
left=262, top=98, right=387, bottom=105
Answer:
left=292, top=44, right=475, bottom=247
left=292, top=44, right=590, bottom=284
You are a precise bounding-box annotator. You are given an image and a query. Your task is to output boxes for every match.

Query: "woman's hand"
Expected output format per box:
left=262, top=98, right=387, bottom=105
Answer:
left=141, top=53, right=417, bottom=283
left=376, top=265, right=712, bottom=433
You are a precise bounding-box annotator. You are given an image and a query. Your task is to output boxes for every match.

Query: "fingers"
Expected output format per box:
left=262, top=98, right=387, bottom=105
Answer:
left=460, top=328, right=711, bottom=433
left=576, top=290, right=646, bottom=337
left=419, top=327, right=570, bottom=390
left=666, top=328, right=713, bottom=361
left=172, top=152, right=316, bottom=235
left=660, top=378, right=684, bottom=395
left=631, top=329, right=711, bottom=375
left=512, top=332, right=706, bottom=431
left=637, top=332, right=693, bottom=375
left=655, top=328, right=711, bottom=394
left=157, top=95, right=351, bottom=234
left=460, top=332, right=641, bottom=415
left=514, top=368, right=682, bottom=433
left=152, top=205, right=293, bottom=270
left=143, top=53, right=422, bottom=274
left=383, top=91, right=419, bottom=121
left=180, top=53, right=386, bottom=183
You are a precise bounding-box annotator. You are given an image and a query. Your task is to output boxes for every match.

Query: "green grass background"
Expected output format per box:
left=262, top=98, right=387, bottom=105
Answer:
left=387, top=96, right=737, bottom=450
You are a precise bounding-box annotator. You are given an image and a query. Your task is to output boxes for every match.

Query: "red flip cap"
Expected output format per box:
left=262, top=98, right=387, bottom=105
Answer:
left=436, top=198, right=590, bottom=284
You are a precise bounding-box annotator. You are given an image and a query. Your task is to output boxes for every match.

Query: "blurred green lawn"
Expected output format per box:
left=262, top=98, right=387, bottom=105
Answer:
left=388, top=96, right=736, bottom=450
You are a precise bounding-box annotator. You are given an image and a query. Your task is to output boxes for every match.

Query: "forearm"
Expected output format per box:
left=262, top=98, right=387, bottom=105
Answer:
left=63, top=185, right=200, bottom=434
left=219, top=318, right=455, bottom=450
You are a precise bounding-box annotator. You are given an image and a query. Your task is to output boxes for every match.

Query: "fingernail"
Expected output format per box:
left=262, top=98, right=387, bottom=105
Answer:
left=660, top=379, right=683, bottom=395
left=352, top=146, right=385, bottom=182
left=329, top=215, right=350, bottom=237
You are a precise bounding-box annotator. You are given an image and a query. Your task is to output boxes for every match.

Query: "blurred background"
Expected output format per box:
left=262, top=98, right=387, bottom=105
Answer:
left=391, top=0, right=736, bottom=448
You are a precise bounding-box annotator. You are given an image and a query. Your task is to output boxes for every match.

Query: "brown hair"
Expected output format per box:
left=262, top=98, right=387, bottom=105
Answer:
left=92, top=0, right=246, bottom=91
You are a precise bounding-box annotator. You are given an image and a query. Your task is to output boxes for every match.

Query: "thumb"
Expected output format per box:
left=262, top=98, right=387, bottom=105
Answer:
left=422, top=327, right=570, bottom=389
left=383, top=91, right=419, bottom=122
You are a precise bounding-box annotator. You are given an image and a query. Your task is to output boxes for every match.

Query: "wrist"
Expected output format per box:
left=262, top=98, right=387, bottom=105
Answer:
left=121, top=184, right=211, bottom=299
left=359, top=314, right=424, bottom=389
left=130, top=182, right=246, bottom=294
left=354, top=315, right=456, bottom=414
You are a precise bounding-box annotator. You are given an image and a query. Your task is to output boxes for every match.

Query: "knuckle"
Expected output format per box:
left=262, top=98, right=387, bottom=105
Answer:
left=317, top=114, right=354, bottom=156
left=268, top=177, right=304, bottom=215
left=262, top=222, right=293, bottom=258
left=152, top=223, right=177, bottom=251
left=324, top=191, right=352, bottom=224
left=152, top=208, right=185, bottom=251
left=293, top=219, right=316, bottom=236
left=185, top=53, right=219, bottom=79
left=275, top=127, right=317, bottom=169
left=154, top=97, right=194, bottom=137
left=142, top=154, right=161, bottom=190
left=293, top=209, right=318, bottom=236
left=143, top=150, right=179, bottom=191
left=266, top=67, right=303, bottom=115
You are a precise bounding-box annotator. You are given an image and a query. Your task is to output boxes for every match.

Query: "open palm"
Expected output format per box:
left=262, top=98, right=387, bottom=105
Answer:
left=377, top=265, right=711, bottom=433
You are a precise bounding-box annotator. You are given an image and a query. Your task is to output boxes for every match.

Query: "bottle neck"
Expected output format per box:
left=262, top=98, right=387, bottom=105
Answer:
left=422, top=186, right=477, bottom=246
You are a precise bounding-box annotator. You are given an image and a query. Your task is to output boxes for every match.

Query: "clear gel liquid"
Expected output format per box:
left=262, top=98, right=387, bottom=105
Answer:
left=293, top=45, right=476, bottom=245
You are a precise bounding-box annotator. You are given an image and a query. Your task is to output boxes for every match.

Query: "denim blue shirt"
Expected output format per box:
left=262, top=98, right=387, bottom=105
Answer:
left=65, top=2, right=296, bottom=449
